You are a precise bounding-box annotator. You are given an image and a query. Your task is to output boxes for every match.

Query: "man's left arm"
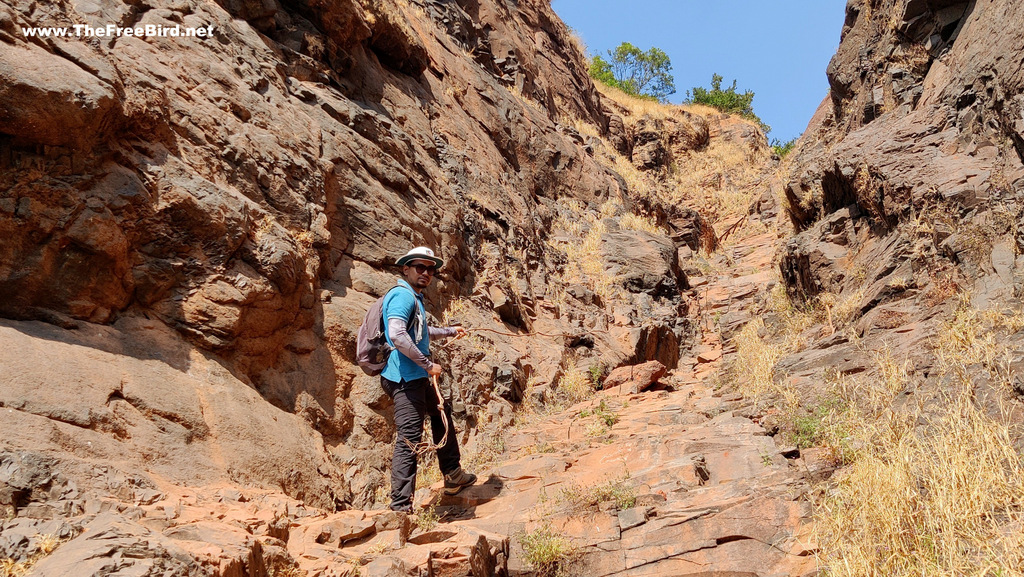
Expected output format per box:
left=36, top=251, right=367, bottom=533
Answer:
left=428, top=326, right=467, bottom=339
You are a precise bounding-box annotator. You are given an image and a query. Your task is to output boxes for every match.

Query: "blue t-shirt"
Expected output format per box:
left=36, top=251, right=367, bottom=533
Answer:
left=380, top=280, right=430, bottom=383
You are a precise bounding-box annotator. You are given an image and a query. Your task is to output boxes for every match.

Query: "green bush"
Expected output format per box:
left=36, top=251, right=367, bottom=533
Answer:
left=771, top=137, right=798, bottom=158
left=686, top=73, right=769, bottom=133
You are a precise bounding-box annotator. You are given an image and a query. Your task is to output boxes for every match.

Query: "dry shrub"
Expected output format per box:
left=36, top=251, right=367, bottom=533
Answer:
left=415, top=503, right=440, bottom=533
left=518, top=524, right=579, bottom=577
left=552, top=367, right=595, bottom=408
left=923, top=271, right=961, bottom=307
left=874, top=309, right=910, bottom=329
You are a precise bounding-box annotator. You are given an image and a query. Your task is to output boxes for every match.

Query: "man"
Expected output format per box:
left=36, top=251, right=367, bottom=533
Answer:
left=381, top=246, right=477, bottom=513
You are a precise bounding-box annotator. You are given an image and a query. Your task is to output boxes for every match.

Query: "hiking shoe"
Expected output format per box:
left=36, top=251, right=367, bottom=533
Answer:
left=443, top=467, right=477, bottom=495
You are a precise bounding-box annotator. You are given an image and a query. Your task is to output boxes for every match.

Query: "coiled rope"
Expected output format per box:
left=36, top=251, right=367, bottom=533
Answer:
left=403, top=375, right=451, bottom=456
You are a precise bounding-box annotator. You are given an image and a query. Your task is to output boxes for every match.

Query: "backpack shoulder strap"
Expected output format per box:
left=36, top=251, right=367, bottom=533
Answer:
left=380, top=284, right=419, bottom=328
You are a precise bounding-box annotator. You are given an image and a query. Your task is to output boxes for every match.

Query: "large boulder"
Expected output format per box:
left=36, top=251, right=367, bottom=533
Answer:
left=599, top=227, right=686, bottom=298
left=601, top=360, right=668, bottom=394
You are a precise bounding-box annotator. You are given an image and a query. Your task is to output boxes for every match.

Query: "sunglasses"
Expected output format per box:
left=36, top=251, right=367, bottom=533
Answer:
left=410, top=263, right=437, bottom=275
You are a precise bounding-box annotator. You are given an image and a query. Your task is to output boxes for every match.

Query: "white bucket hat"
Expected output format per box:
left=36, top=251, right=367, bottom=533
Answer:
left=396, top=246, right=444, bottom=269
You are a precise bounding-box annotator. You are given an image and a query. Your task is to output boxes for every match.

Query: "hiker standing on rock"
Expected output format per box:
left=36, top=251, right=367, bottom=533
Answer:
left=381, top=247, right=477, bottom=513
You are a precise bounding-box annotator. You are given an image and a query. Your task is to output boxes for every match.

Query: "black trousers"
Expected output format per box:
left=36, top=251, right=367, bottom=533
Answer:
left=381, top=376, right=462, bottom=510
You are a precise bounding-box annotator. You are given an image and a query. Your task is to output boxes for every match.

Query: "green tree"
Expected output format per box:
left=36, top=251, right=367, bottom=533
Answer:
left=588, top=42, right=675, bottom=102
left=589, top=55, right=631, bottom=94
left=686, top=73, right=770, bottom=133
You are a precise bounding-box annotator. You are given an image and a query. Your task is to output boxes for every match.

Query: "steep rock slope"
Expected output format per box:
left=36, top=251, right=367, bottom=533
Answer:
left=778, top=0, right=1024, bottom=389
left=786, top=0, right=1024, bottom=278
left=0, top=0, right=803, bottom=573
left=0, top=0, right=743, bottom=552
left=759, top=1, right=1024, bottom=573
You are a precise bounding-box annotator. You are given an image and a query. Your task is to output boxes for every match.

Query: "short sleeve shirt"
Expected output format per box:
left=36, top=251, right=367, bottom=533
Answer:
left=380, top=280, right=430, bottom=382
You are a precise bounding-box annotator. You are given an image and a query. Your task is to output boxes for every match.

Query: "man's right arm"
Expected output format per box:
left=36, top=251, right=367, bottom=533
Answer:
left=386, top=317, right=433, bottom=371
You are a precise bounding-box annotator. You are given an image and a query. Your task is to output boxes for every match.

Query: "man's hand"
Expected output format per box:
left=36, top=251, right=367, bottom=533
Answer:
left=427, top=363, right=443, bottom=376
left=453, top=326, right=468, bottom=338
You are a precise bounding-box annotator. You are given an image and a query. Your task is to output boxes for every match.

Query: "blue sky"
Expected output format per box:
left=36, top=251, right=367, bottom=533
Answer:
left=551, top=0, right=848, bottom=142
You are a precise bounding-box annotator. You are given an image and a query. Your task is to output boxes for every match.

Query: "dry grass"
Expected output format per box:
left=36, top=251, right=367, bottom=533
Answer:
left=518, top=523, right=579, bottom=577
left=365, top=538, right=393, bottom=555
left=593, top=82, right=675, bottom=119
left=557, top=474, right=636, bottom=513
left=738, top=286, right=1024, bottom=576
left=667, top=134, right=770, bottom=226
left=549, top=203, right=622, bottom=302
left=619, top=212, right=662, bottom=235
left=593, top=74, right=771, bottom=237
left=816, top=394, right=1024, bottom=576
left=464, top=430, right=508, bottom=472
left=372, top=477, right=391, bottom=508
left=1, top=534, right=67, bottom=577
left=766, top=283, right=818, bottom=348
left=441, top=297, right=474, bottom=327
left=579, top=398, right=618, bottom=438
left=729, top=318, right=787, bottom=407
left=594, top=80, right=722, bottom=121
left=816, top=289, right=866, bottom=334
left=934, top=295, right=1019, bottom=392
left=810, top=293, right=1024, bottom=576
left=568, top=117, right=602, bottom=140
left=564, top=26, right=587, bottom=62
left=566, top=219, right=610, bottom=298
left=593, top=150, right=656, bottom=200
left=417, top=457, right=442, bottom=487
left=552, top=367, right=596, bottom=408
left=871, top=344, right=911, bottom=401
left=764, top=282, right=867, bottom=344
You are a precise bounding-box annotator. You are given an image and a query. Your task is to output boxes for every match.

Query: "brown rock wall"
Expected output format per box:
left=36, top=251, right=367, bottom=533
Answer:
left=0, top=0, right=695, bottom=520
left=784, top=0, right=1024, bottom=303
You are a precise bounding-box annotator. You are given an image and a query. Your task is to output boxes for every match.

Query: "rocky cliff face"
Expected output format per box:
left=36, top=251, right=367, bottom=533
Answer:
left=764, top=4, right=1024, bottom=573
left=786, top=0, right=1024, bottom=256
left=781, top=0, right=1024, bottom=358
left=0, top=0, right=745, bottom=542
